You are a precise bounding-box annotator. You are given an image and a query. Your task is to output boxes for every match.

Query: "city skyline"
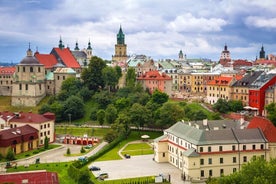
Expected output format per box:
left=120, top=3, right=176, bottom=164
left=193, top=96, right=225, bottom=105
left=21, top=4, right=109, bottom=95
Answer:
left=0, top=0, right=276, bottom=63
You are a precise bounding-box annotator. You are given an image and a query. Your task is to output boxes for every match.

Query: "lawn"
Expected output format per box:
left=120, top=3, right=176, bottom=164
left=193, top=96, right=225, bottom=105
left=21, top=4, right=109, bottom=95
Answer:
left=121, top=142, right=153, bottom=156
left=95, top=130, right=162, bottom=161
left=55, top=126, right=111, bottom=138
left=7, top=162, right=75, bottom=184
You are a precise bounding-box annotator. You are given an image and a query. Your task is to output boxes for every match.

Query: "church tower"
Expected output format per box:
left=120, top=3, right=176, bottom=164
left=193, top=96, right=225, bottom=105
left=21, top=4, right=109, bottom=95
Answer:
left=219, top=44, right=231, bottom=63
left=259, top=45, right=265, bottom=59
left=12, top=44, right=46, bottom=107
left=112, top=25, right=129, bottom=62
left=86, top=40, right=92, bottom=60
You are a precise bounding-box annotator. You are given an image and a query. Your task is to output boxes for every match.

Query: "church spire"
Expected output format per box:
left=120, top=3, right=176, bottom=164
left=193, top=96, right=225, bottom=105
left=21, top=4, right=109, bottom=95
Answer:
left=259, top=44, right=265, bottom=59
left=117, top=25, right=125, bottom=44
left=59, top=36, right=64, bottom=49
left=87, top=39, right=92, bottom=50
left=27, top=42, right=33, bottom=56
left=74, top=41, right=80, bottom=51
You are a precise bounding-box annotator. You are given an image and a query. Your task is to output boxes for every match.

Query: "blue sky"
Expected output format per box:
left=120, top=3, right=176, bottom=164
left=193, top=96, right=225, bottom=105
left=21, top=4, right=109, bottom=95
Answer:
left=0, top=0, right=275, bottom=63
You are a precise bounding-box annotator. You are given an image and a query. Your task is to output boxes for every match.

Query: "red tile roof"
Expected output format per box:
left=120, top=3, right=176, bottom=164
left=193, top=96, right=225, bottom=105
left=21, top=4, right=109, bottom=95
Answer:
left=137, top=70, right=172, bottom=80
left=9, top=112, right=55, bottom=123
left=0, top=171, right=59, bottom=184
left=35, top=52, right=58, bottom=69
left=52, top=47, right=80, bottom=68
left=247, top=116, right=276, bottom=142
left=0, top=66, right=15, bottom=74
left=207, top=76, right=233, bottom=86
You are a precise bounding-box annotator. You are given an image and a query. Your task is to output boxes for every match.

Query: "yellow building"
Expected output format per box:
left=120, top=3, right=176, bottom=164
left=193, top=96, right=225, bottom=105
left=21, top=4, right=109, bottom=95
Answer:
left=112, top=26, right=129, bottom=62
left=154, top=120, right=269, bottom=181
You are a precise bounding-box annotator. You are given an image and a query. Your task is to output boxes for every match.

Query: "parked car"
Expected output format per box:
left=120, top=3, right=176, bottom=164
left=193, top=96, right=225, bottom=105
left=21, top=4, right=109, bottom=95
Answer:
left=89, top=166, right=101, bottom=171
left=84, top=144, right=93, bottom=149
left=97, top=173, right=109, bottom=180
left=124, top=154, right=131, bottom=159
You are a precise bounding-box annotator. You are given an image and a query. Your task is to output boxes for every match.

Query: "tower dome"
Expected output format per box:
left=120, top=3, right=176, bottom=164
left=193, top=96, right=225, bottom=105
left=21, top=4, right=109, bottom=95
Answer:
left=20, top=44, right=40, bottom=64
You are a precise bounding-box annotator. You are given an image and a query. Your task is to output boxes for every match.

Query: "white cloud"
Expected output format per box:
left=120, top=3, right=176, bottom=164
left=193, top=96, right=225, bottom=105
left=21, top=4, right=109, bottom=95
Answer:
left=245, top=16, right=276, bottom=29
left=168, top=13, right=227, bottom=32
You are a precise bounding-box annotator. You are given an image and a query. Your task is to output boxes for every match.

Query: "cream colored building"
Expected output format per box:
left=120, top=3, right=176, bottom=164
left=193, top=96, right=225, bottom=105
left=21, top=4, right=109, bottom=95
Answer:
left=12, top=47, right=46, bottom=107
left=9, top=112, right=55, bottom=145
left=154, top=120, right=269, bottom=181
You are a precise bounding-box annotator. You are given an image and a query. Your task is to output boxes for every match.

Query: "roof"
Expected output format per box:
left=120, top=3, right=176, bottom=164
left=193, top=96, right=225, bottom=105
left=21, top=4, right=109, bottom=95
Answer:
left=0, top=66, right=15, bottom=75
left=137, top=70, right=172, bottom=80
left=46, top=72, right=54, bottom=80
left=247, top=116, right=276, bottom=142
left=183, top=148, right=200, bottom=157
left=207, top=76, right=233, bottom=86
left=250, top=73, right=276, bottom=89
left=232, top=71, right=263, bottom=87
left=0, top=171, right=59, bottom=184
left=54, top=67, right=76, bottom=74
left=72, top=50, right=87, bottom=58
left=9, top=112, right=55, bottom=123
left=0, top=124, right=38, bottom=140
left=51, top=48, right=81, bottom=68
left=164, top=121, right=267, bottom=145
left=35, top=52, right=58, bottom=69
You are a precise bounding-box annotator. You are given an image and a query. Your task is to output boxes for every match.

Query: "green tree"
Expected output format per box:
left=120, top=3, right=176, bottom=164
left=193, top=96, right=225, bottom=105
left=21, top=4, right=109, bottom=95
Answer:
left=102, top=66, right=119, bottom=92
left=78, top=169, right=93, bottom=184
left=229, top=100, right=243, bottom=112
left=97, top=109, right=105, bottom=126
left=89, top=106, right=99, bottom=121
left=213, top=98, right=230, bottom=113
left=150, top=90, right=169, bottom=105
left=63, top=96, right=85, bottom=120
left=78, top=86, right=93, bottom=101
left=61, top=77, right=82, bottom=96
left=44, top=136, right=49, bottom=150
left=126, top=67, right=136, bottom=87
left=50, top=101, right=64, bottom=122
left=38, top=104, right=51, bottom=114
left=93, top=91, right=113, bottom=109
left=66, top=148, right=71, bottom=155
left=105, top=104, right=118, bottom=124
left=155, top=102, right=185, bottom=128
left=129, top=103, right=150, bottom=128
left=115, top=112, right=131, bottom=137
left=114, top=97, right=130, bottom=112
left=6, top=149, right=15, bottom=161
left=81, top=56, right=106, bottom=91
left=80, top=146, right=85, bottom=153
left=265, top=103, right=276, bottom=126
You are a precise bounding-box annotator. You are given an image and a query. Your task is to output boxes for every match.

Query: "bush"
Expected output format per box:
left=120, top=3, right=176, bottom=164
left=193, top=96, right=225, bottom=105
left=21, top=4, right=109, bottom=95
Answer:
left=67, top=148, right=71, bottom=155
left=80, top=147, right=85, bottom=153
left=6, top=149, right=15, bottom=161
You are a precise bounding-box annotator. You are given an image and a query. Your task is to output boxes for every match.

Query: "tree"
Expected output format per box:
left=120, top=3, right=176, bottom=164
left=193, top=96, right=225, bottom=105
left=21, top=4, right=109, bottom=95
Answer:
left=6, top=149, right=15, bottom=161
left=66, top=148, right=71, bottom=155
left=78, top=86, right=93, bottom=101
left=155, top=102, right=185, bottom=128
left=150, top=90, right=169, bottom=105
left=44, top=136, right=49, bottom=150
left=38, top=104, right=51, bottom=114
left=97, top=109, right=105, bottom=126
left=114, top=97, right=130, bottom=112
left=81, top=56, right=106, bottom=91
left=63, top=96, right=85, bottom=120
left=129, top=103, right=150, bottom=128
left=105, top=104, right=118, bottom=124
left=228, top=100, right=243, bottom=112
left=78, top=169, right=94, bottom=184
left=61, top=77, right=82, bottom=96
left=213, top=98, right=230, bottom=113
left=126, top=67, right=136, bottom=87
left=102, top=66, right=119, bottom=92
left=265, top=103, right=276, bottom=126
left=49, top=101, right=64, bottom=122
left=93, top=91, right=113, bottom=109
left=80, top=146, right=85, bottom=153
left=115, top=112, right=131, bottom=137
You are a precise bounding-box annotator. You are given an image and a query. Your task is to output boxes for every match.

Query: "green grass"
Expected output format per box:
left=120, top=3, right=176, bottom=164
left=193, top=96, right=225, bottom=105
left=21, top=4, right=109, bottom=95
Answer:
left=95, top=130, right=162, bottom=161
left=7, top=162, right=75, bottom=184
left=55, top=126, right=111, bottom=138
left=121, top=142, right=153, bottom=156
left=186, top=102, right=215, bottom=119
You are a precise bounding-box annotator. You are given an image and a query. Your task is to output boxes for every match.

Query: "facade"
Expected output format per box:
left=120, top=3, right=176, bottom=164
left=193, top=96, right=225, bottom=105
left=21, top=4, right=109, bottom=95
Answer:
left=11, top=47, right=46, bottom=107
left=0, top=124, right=38, bottom=157
left=8, top=112, right=56, bottom=145
left=137, top=70, right=172, bottom=96
left=112, top=26, right=129, bottom=62
left=206, top=76, right=236, bottom=104
left=154, top=120, right=268, bottom=181
left=0, top=66, right=15, bottom=96
left=231, top=71, right=263, bottom=106
left=53, top=67, right=77, bottom=94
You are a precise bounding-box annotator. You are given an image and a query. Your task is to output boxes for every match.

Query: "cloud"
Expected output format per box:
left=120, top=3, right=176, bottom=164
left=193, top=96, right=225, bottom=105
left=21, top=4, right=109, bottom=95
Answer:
left=167, top=13, right=228, bottom=32
left=245, top=16, right=276, bottom=29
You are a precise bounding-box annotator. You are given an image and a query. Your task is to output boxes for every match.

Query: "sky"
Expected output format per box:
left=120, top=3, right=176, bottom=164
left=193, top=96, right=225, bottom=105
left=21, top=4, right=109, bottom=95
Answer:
left=0, top=0, right=276, bottom=64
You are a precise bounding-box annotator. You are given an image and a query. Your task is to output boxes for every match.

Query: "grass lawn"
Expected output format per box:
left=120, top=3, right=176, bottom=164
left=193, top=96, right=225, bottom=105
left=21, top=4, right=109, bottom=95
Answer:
left=95, top=130, right=162, bottom=161
left=7, top=162, right=75, bottom=184
left=121, top=142, right=153, bottom=156
left=186, top=102, right=215, bottom=119
left=55, top=126, right=111, bottom=138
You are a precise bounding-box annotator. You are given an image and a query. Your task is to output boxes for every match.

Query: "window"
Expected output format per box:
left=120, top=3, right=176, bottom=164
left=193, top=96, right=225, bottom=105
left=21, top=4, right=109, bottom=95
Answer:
left=208, top=158, right=212, bottom=164
left=261, top=144, right=264, bottom=149
left=243, top=156, right=247, bottom=162
left=19, top=84, right=22, bottom=90
left=25, top=84, right=28, bottom=90
left=30, top=67, right=33, bottom=72
left=209, top=170, right=213, bottom=177
left=243, top=145, right=246, bottom=150
left=48, top=123, right=50, bottom=128
left=200, top=170, right=204, bottom=177
left=200, top=159, right=204, bottom=165
left=44, top=124, right=46, bottom=128
left=57, top=76, right=60, bottom=80
left=39, top=84, right=41, bottom=90
left=23, top=67, right=25, bottom=72
left=208, top=146, right=211, bottom=152
left=220, top=158, right=224, bottom=164
left=220, top=169, right=224, bottom=175
left=38, top=67, right=41, bottom=72
left=219, top=146, right=223, bottom=152
left=48, top=131, right=50, bottom=135
left=200, top=147, right=203, bottom=152
left=233, top=168, right=237, bottom=173
left=40, top=125, right=43, bottom=129
left=252, top=145, right=256, bottom=150
left=162, top=153, right=165, bottom=157
left=233, top=157, right=237, bottom=163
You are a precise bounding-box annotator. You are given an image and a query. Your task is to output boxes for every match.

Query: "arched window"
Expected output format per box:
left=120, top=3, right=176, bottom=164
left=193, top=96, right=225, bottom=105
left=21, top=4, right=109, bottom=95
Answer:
left=30, top=67, right=33, bottom=72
